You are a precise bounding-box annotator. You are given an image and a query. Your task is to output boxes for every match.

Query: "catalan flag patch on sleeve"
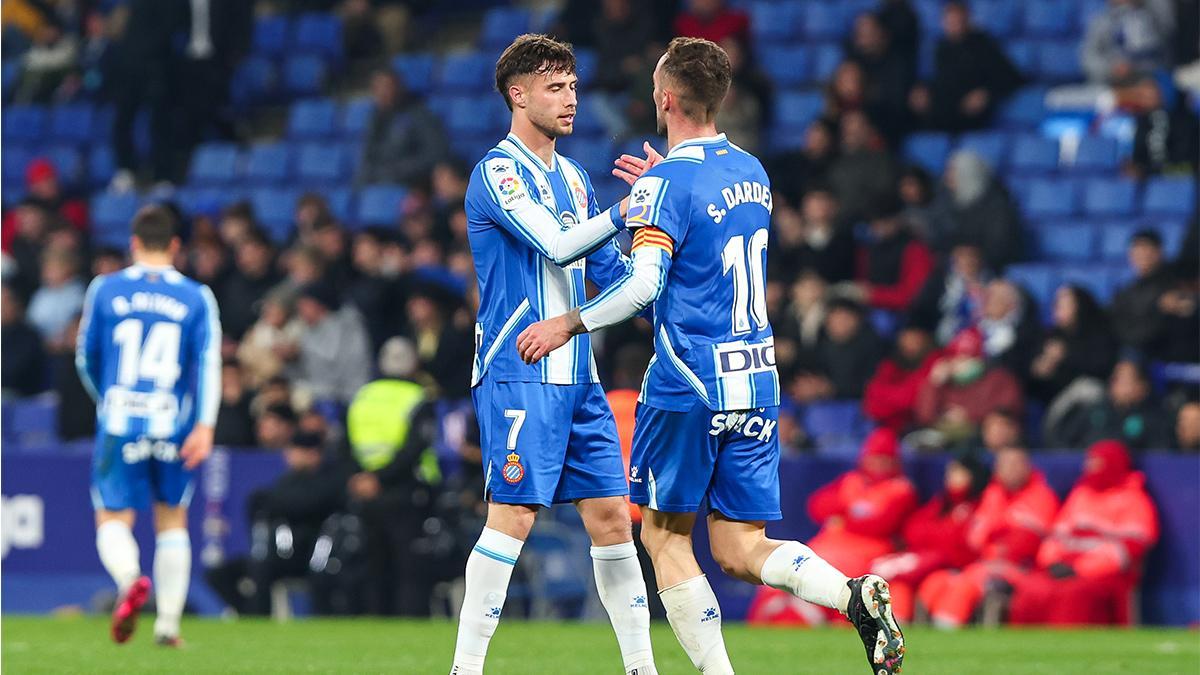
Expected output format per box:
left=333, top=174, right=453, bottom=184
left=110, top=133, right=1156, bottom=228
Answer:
left=632, top=226, right=674, bottom=256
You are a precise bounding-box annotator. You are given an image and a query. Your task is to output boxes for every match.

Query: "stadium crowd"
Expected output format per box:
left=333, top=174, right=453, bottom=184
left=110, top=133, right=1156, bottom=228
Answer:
left=2, top=0, right=1197, bottom=623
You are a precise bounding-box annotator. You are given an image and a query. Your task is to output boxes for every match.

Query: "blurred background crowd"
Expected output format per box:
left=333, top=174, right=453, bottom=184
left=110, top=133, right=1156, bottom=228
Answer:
left=1, top=0, right=1197, bottom=624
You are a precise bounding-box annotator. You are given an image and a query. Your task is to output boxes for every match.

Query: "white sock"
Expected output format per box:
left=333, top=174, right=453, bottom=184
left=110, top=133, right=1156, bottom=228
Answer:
left=152, top=528, right=191, bottom=638
left=758, top=541, right=851, bottom=613
left=660, top=575, right=734, bottom=675
left=451, top=528, right=524, bottom=675
left=591, top=542, right=656, bottom=674
left=96, top=521, right=141, bottom=593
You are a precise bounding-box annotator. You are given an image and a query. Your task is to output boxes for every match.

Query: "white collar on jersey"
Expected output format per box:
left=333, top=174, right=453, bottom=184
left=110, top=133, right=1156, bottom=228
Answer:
left=504, top=133, right=557, bottom=172
left=125, top=262, right=179, bottom=280
left=668, top=133, right=727, bottom=153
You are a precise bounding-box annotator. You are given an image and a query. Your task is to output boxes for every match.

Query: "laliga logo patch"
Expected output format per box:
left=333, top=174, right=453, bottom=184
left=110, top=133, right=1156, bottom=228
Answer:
left=498, top=176, right=521, bottom=196
left=502, top=452, right=525, bottom=484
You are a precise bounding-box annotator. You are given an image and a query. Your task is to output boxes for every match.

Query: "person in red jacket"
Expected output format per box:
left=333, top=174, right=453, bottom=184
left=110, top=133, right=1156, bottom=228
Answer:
left=918, top=445, right=1059, bottom=627
left=870, top=452, right=990, bottom=622
left=853, top=196, right=935, bottom=312
left=1, top=159, right=88, bottom=254
left=1009, top=440, right=1159, bottom=625
left=673, top=0, right=749, bottom=44
left=863, top=326, right=941, bottom=432
left=746, top=428, right=917, bottom=625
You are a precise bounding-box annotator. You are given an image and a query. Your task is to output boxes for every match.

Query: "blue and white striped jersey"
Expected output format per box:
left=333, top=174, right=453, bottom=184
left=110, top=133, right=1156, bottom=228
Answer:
left=627, top=134, right=781, bottom=412
left=76, top=263, right=222, bottom=439
left=466, top=133, right=630, bottom=386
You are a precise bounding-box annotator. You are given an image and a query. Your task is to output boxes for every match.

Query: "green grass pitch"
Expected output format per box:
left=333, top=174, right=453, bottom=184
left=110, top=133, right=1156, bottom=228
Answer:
left=3, top=615, right=1199, bottom=673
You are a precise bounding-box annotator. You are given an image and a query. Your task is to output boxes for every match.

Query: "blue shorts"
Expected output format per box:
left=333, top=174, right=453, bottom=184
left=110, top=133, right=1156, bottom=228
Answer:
left=473, top=379, right=628, bottom=507
left=91, top=432, right=195, bottom=511
left=630, top=402, right=781, bottom=521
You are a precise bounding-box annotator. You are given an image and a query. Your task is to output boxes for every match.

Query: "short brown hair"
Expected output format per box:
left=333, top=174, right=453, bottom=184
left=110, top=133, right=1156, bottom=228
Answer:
left=495, top=33, right=576, bottom=111
left=660, top=37, right=732, bottom=122
left=132, top=205, right=177, bottom=251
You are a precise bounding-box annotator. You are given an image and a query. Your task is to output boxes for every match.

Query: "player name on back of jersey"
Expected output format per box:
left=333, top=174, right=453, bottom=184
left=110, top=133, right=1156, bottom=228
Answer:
left=707, top=180, right=772, bottom=224
left=111, top=291, right=189, bottom=321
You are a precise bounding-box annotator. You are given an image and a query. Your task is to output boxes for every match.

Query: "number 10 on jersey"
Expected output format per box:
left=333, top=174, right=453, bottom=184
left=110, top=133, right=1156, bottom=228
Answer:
left=721, top=228, right=769, bottom=335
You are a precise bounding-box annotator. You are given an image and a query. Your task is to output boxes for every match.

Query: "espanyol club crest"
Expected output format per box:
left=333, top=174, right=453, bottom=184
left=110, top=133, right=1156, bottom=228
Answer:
left=571, top=180, right=587, bottom=209
left=502, top=452, right=525, bottom=484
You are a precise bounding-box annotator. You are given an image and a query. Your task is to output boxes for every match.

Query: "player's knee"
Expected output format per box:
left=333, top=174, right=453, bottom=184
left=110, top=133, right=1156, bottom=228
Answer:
left=581, top=500, right=631, bottom=546
left=486, top=503, right=538, bottom=540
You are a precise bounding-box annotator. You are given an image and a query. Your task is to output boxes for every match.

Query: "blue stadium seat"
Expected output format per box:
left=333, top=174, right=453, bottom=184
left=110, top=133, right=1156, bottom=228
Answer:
left=253, top=15, right=289, bottom=56
left=773, top=91, right=823, bottom=132
left=802, top=401, right=865, bottom=449
left=176, top=187, right=232, bottom=217
left=231, top=56, right=277, bottom=106
left=973, top=0, right=1020, bottom=37
left=447, top=95, right=496, bottom=135
left=435, top=52, right=492, bottom=91
left=1059, top=264, right=1117, bottom=303
left=48, top=104, right=95, bottom=144
left=1023, top=0, right=1074, bottom=37
left=572, top=95, right=606, bottom=137
left=288, top=98, right=337, bottom=138
left=448, top=134, right=495, bottom=166
left=956, top=131, right=1008, bottom=169
left=356, top=184, right=407, bottom=225
left=758, top=45, right=810, bottom=86
left=325, top=187, right=353, bottom=224
left=1083, top=178, right=1136, bottom=216
left=88, top=145, right=116, bottom=188
left=1005, top=40, right=1037, bottom=74
left=2, top=146, right=31, bottom=195
left=903, top=132, right=951, bottom=174
left=339, top=96, right=374, bottom=137
left=296, top=143, right=348, bottom=185
left=392, top=53, right=434, bottom=94
left=251, top=187, right=300, bottom=239
left=1072, top=136, right=1118, bottom=172
left=1142, top=176, right=1196, bottom=217
left=802, top=0, right=846, bottom=40
left=574, top=48, right=597, bottom=88
left=558, top=137, right=612, bottom=177
left=188, top=143, right=239, bottom=185
left=1010, top=134, right=1059, bottom=172
left=1038, top=40, right=1083, bottom=82
left=3, top=105, right=46, bottom=143
left=43, top=146, right=83, bottom=187
left=2, top=398, right=59, bottom=447
left=480, top=7, right=531, bottom=49
left=812, top=43, right=842, bottom=81
left=1023, top=178, right=1078, bottom=218
left=92, top=192, right=141, bottom=231
left=1155, top=219, right=1187, bottom=258
left=2, top=60, right=19, bottom=100
left=1006, top=263, right=1056, bottom=310
left=292, top=13, right=342, bottom=58
left=244, top=142, right=292, bottom=184
left=283, top=54, right=327, bottom=96
left=750, top=1, right=802, bottom=42
left=1038, top=222, right=1096, bottom=261
left=997, top=86, right=1047, bottom=128
left=913, top=0, right=942, bottom=38
left=1100, top=222, right=1134, bottom=261
left=1077, top=0, right=1107, bottom=32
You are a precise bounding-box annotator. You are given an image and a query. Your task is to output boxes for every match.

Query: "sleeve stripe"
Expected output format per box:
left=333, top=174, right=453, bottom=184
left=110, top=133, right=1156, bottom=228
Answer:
left=74, top=276, right=103, bottom=402
left=196, top=285, right=222, bottom=427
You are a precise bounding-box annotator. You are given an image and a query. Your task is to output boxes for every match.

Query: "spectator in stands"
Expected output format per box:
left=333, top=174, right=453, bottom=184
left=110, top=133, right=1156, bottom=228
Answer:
left=406, top=281, right=473, bottom=398
left=289, top=281, right=372, bottom=404
left=7, top=159, right=88, bottom=234
left=852, top=194, right=934, bottom=312
left=917, top=445, right=1059, bottom=627
left=1028, top=285, right=1118, bottom=403
left=91, top=247, right=126, bottom=277
left=1048, top=360, right=1174, bottom=451
left=863, top=326, right=940, bottom=432
left=26, top=247, right=84, bottom=344
left=1122, top=75, right=1199, bottom=178
left=1082, top=0, right=1175, bottom=85
left=876, top=0, right=920, bottom=70
left=897, top=165, right=935, bottom=240
left=979, top=279, right=1041, bottom=380
left=356, top=68, right=448, bottom=188
left=908, top=0, right=1022, bottom=132
left=828, top=111, right=899, bottom=224
left=53, top=314, right=95, bottom=441
left=914, top=327, right=1024, bottom=449
left=0, top=283, right=46, bottom=398
left=108, top=0, right=177, bottom=190
left=291, top=193, right=336, bottom=249
left=979, top=409, right=1024, bottom=455
left=220, top=229, right=280, bottom=340
left=718, top=37, right=772, bottom=154
left=1010, top=440, right=1159, bottom=625
left=341, top=0, right=384, bottom=61
left=590, top=0, right=656, bottom=140
left=255, top=403, right=298, bottom=450
left=1110, top=229, right=1178, bottom=355
left=844, top=12, right=914, bottom=143
left=806, top=429, right=919, bottom=578
left=13, top=8, right=78, bottom=104
left=217, top=201, right=258, bottom=249
left=910, top=241, right=990, bottom=346
left=1176, top=402, right=1200, bottom=451
left=928, top=151, right=1023, bottom=271
left=770, top=187, right=855, bottom=286
left=273, top=246, right=328, bottom=305
left=345, top=337, right=440, bottom=615
left=188, top=236, right=230, bottom=292
left=348, top=228, right=409, bottom=351
left=772, top=272, right=828, bottom=385
left=673, top=0, right=749, bottom=44
left=214, top=361, right=255, bottom=447
left=791, top=298, right=885, bottom=403
left=237, top=290, right=304, bottom=390
left=870, top=452, right=990, bottom=622
left=310, top=220, right=353, bottom=293
left=768, top=119, right=838, bottom=208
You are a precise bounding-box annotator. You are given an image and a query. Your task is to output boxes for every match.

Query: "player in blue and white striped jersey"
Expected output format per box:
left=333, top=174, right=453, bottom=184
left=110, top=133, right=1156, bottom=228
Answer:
left=76, top=205, right=221, bottom=647
left=518, top=38, right=906, bottom=675
left=450, top=35, right=658, bottom=675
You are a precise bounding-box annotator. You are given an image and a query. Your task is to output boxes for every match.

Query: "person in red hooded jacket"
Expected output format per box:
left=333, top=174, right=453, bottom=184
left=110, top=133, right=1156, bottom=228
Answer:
left=870, top=452, right=990, bottom=622
left=746, top=428, right=917, bottom=625
left=1009, top=440, right=1159, bottom=625
left=863, top=326, right=942, bottom=432
left=917, top=445, right=1059, bottom=627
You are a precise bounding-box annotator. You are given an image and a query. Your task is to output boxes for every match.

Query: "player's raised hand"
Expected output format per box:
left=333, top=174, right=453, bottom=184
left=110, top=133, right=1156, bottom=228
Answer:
left=612, top=141, right=664, bottom=186
left=516, top=312, right=583, bottom=365
left=179, top=424, right=214, bottom=470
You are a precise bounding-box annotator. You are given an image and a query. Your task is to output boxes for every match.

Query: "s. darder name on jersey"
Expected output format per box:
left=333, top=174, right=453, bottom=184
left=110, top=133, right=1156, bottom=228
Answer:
left=706, top=181, right=772, bottom=224
left=111, top=292, right=189, bottom=321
